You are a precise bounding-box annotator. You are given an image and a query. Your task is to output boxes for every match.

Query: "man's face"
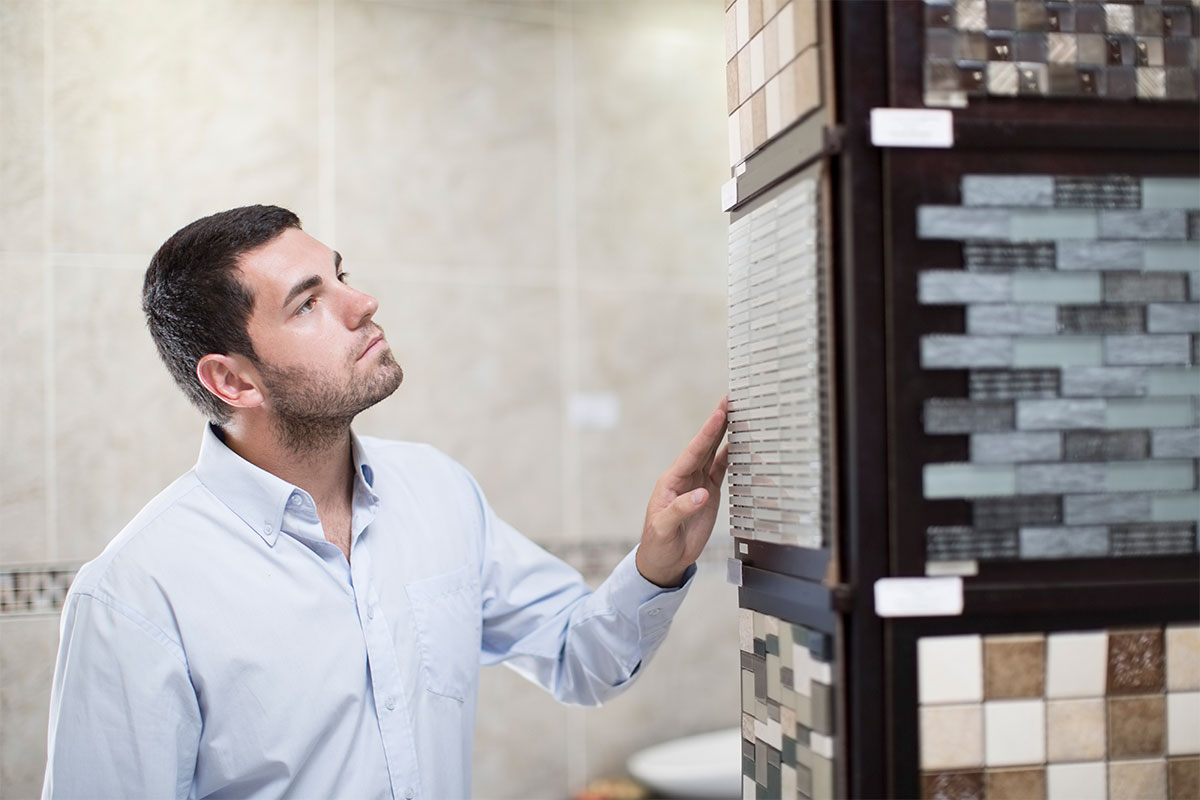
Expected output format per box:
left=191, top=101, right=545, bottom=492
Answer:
left=236, top=228, right=403, bottom=433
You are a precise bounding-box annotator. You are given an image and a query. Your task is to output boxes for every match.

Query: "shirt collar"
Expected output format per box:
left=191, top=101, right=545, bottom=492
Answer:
left=194, top=424, right=379, bottom=547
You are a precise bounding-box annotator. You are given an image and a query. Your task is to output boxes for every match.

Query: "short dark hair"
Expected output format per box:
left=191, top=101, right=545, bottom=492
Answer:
left=143, top=205, right=301, bottom=423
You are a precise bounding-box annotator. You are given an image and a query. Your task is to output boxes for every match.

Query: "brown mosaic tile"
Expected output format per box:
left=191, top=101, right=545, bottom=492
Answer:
left=985, top=634, right=1046, bottom=699
left=1109, top=695, right=1167, bottom=759
left=1110, top=759, right=1168, bottom=800
left=1109, top=629, right=1166, bottom=695
left=1168, top=756, right=1200, bottom=800
left=987, top=766, right=1047, bottom=800
left=922, top=770, right=985, bottom=800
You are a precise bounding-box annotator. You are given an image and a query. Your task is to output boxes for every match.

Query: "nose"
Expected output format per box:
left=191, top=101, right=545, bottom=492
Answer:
left=344, top=285, right=379, bottom=329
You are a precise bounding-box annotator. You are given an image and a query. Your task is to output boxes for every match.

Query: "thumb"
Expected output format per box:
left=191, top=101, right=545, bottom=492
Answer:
left=651, top=488, right=709, bottom=534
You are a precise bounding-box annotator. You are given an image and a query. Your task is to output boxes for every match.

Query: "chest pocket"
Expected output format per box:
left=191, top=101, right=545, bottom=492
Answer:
left=405, top=565, right=482, bottom=702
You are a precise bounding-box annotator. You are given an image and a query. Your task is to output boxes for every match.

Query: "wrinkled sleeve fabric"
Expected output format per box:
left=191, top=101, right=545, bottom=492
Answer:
left=470, top=472, right=695, bottom=707
left=42, top=591, right=201, bottom=800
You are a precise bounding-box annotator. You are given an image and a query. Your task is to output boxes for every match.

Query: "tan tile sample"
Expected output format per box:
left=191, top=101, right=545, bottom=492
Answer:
left=1048, top=698, right=1107, bottom=762
left=750, top=90, right=767, bottom=150
left=1110, top=695, right=1167, bottom=759
left=1167, top=625, right=1200, bottom=692
left=1110, top=759, right=1167, bottom=800
left=738, top=46, right=753, bottom=105
left=1109, top=628, right=1166, bottom=694
left=793, top=46, right=822, bottom=122
left=728, top=57, right=741, bottom=113
left=748, top=0, right=763, bottom=37
left=921, top=705, right=984, bottom=770
left=985, top=634, right=1046, bottom=699
left=794, top=0, right=818, bottom=52
left=922, top=770, right=984, bottom=800
left=1168, top=757, right=1200, bottom=800
left=988, top=767, right=1047, bottom=800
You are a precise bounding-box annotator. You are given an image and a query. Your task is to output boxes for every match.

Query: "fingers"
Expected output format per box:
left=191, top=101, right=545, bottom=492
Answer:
left=708, top=442, right=729, bottom=486
left=652, top=488, right=710, bottom=536
left=668, top=397, right=729, bottom=477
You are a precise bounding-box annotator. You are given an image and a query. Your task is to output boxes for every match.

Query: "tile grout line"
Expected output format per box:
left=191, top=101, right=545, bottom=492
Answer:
left=42, top=0, right=57, bottom=564
left=317, top=0, right=336, bottom=246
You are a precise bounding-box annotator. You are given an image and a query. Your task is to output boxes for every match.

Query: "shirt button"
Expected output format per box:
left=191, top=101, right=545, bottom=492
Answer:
left=648, top=608, right=661, bottom=617
left=264, top=523, right=273, bottom=533
left=291, top=495, right=302, bottom=506
left=385, top=696, right=396, bottom=711
left=367, top=605, right=375, bottom=620
left=404, top=790, right=414, bottom=799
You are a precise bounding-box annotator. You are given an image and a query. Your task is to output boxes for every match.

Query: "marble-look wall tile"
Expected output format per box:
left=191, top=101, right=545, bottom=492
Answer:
left=1047, top=698, right=1107, bottom=762
left=1047, top=762, right=1107, bottom=800
left=0, top=0, right=44, bottom=253
left=0, top=616, right=60, bottom=799
left=1109, top=759, right=1167, bottom=800
left=52, top=0, right=319, bottom=255
left=987, top=767, right=1046, bottom=800
left=921, top=704, right=985, bottom=770
left=984, top=635, right=1045, bottom=699
left=1166, top=625, right=1200, bottom=692
left=1169, top=757, right=1200, bottom=800
left=919, top=635, right=984, bottom=704
left=1168, top=692, right=1200, bottom=757
left=1109, top=695, right=1166, bottom=758
left=1047, top=631, right=1109, bottom=698
left=984, top=700, right=1046, bottom=766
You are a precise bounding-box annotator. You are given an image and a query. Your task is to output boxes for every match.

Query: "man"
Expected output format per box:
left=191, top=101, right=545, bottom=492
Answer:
left=42, top=205, right=729, bottom=799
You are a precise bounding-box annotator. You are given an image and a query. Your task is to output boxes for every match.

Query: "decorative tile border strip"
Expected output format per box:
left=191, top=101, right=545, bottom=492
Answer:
left=917, top=624, right=1200, bottom=799
left=0, top=567, right=79, bottom=616
left=740, top=608, right=838, bottom=800
left=917, top=174, right=1200, bottom=566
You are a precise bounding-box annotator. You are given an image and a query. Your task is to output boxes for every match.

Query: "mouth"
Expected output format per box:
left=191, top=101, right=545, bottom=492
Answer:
left=358, top=334, right=386, bottom=361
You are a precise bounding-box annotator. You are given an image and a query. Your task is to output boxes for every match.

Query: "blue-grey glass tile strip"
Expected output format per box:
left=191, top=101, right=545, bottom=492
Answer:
left=918, top=206, right=1012, bottom=240
left=1019, top=525, right=1110, bottom=558
left=1061, top=367, right=1148, bottom=397
left=1014, top=272, right=1103, bottom=303
left=1106, top=459, right=1196, bottom=492
left=1106, top=397, right=1197, bottom=428
left=1055, top=176, right=1141, bottom=209
left=1010, top=210, right=1099, bottom=241
left=919, top=271, right=1012, bottom=304
left=970, top=369, right=1060, bottom=399
left=973, top=495, right=1062, bottom=529
left=1191, top=274, right=1200, bottom=302
left=924, top=463, right=1018, bottom=498
left=962, top=175, right=1054, bottom=207
left=1189, top=215, right=1200, bottom=242
left=1147, top=365, right=1199, bottom=396
left=1063, top=493, right=1152, bottom=525
left=1017, top=463, right=1106, bottom=493
left=970, top=431, right=1062, bottom=462
left=1056, top=240, right=1143, bottom=271
left=924, top=399, right=1016, bottom=433
left=926, top=526, right=1020, bottom=560
left=1110, top=523, right=1198, bottom=557
left=1104, top=272, right=1189, bottom=302
left=1142, top=178, right=1200, bottom=210
left=1144, top=243, right=1200, bottom=272
left=1062, top=430, right=1151, bottom=461
left=968, top=304, right=1058, bottom=334
left=1147, top=303, right=1200, bottom=333
left=1151, top=428, right=1200, bottom=458
left=1103, top=334, right=1192, bottom=366
left=1058, top=304, right=1146, bottom=334
left=1152, top=492, right=1200, bottom=523
left=1015, top=398, right=1107, bottom=429
left=921, top=335, right=1014, bottom=368
left=963, top=241, right=1056, bottom=271
left=1098, top=210, right=1189, bottom=240
left=1013, top=336, right=1103, bottom=367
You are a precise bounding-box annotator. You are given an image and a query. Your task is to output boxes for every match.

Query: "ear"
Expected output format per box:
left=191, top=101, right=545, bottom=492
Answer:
left=196, top=354, right=264, bottom=411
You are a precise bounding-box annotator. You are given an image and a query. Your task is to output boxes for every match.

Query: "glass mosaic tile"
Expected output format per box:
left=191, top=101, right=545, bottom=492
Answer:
left=1062, top=492, right=1152, bottom=525
left=973, top=495, right=1062, bottom=530
left=1061, top=429, right=1150, bottom=461
left=927, top=526, right=1021, bottom=560
left=969, top=369, right=1060, bottom=400
left=963, top=241, right=1056, bottom=272
left=1055, top=176, right=1141, bottom=209
left=925, top=399, right=1017, bottom=434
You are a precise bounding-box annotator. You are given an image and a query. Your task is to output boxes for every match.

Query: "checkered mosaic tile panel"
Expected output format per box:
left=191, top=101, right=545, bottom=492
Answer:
left=725, top=0, right=822, bottom=168
left=740, top=609, right=838, bottom=800
left=923, top=0, right=1200, bottom=107
left=918, top=624, right=1200, bottom=799
left=727, top=176, right=832, bottom=549
left=0, top=567, right=77, bottom=615
left=917, top=174, right=1200, bottom=566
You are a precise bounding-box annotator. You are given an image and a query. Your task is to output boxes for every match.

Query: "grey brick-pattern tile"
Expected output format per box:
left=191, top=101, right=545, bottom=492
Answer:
left=1103, top=272, right=1189, bottom=303
left=918, top=207, right=1013, bottom=240
left=921, top=335, right=1013, bottom=368
left=1098, top=210, right=1189, bottom=240
left=962, top=176, right=1054, bottom=207
left=967, top=304, right=1057, bottom=335
left=919, top=271, right=1012, bottom=304
left=1062, top=430, right=1151, bottom=461
left=1010, top=209, right=1098, bottom=241
left=925, top=399, right=1016, bottom=434
left=1189, top=212, right=1200, bottom=241
left=1104, top=334, right=1192, bottom=365
left=926, top=526, right=1020, bottom=560
left=1146, top=303, right=1200, bottom=333
left=1058, top=305, right=1146, bottom=334
left=1063, top=493, right=1152, bottom=525
left=1017, top=463, right=1106, bottom=493
left=1151, top=428, right=1200, bottom=459
left=1194, top=334, right=1200, bottom=366
left=971, top=431, right=1062, bottom=463
left=973, top=495, right=1062, bottom=529
left=1056, top=240, right=1142, bottom=271
left=1190, top=273, right=1200, bottom=302
left=1019, top=525, right=1110, bottom=558
left=1055, top=176, right=1141, bottom=209
left=1110, top=523, right=1197, bottom=556
left=1016, top=398, right=1107, bottom=429
left=970, top=369, right=1060, bottom=399
left=1060, top=366, right=1148, bottom=397
left=963, top=241, right=1055, bottom=271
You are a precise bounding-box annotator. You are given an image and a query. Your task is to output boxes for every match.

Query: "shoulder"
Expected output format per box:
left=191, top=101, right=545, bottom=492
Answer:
left=358, top=436, right=480, bottom=493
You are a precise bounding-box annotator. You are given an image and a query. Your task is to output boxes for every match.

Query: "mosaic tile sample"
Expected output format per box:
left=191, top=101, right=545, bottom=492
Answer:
left=0, top=567, right=77, bottom=615
left=728, top=176, right=833, bottom=548
left=725, top=0, right=823, bottom=167
left=922, top=0, right=1200, bottom=107
left=740, top=608, right=839, bottom=800
left=918, top=174, right=1200, bottom=565
left=918, top=624, right=1200, bottom=800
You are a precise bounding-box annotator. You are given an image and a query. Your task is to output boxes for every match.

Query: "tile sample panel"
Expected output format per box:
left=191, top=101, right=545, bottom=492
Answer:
left=728, top=174, right=833, bottom=548
left=919, top=624, right=1200, bottom=799
left=918, top=174, right=1200, bottom=566
left=740, top=609, right=839, bottom=800
left=922, top=0, right=1200, bottom=107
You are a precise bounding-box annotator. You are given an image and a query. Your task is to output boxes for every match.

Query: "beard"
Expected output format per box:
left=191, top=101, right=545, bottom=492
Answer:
left=256, top=342, right=403, bottom=454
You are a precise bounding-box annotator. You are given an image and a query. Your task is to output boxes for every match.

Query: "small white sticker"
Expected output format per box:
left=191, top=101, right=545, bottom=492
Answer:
left=726, top=558, right=744, bottom=587
left=567, top=392, right=621, bottom=430
left=874, top=577, right=964, bottom=618
left=870, top=108, right=954, bottom=149
left=721, top=178, right=739, bottom=211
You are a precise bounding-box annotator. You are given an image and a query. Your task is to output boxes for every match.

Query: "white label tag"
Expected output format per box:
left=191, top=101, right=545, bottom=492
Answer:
left=721, top=178, right=739, bottom=212
left=726, top=558, right=744, bottom=587
left=874, top=577, right=964, bottom=617
left=869, top=108, right=954, bottom=148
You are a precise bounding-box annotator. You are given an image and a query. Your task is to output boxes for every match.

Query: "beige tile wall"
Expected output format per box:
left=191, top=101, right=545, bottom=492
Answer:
left=0, top=1, right=732, bottom=798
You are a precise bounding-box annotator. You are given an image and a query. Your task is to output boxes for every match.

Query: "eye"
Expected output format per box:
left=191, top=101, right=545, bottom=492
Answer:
left=337, top=271, right=349, bottom=283
left=296, top=297, right=316, bottom=315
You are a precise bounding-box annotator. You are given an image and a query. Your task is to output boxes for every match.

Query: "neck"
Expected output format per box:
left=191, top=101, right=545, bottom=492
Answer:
left=218, top=414, right=356, bottom=510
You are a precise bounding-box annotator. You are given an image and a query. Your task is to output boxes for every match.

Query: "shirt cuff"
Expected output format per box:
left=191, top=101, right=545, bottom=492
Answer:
left=606, top=545, right=696, bottom=637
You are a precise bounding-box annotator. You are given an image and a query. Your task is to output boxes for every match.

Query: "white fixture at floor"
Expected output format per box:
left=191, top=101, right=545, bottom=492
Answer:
left=626, top=727, right=742, bottom=799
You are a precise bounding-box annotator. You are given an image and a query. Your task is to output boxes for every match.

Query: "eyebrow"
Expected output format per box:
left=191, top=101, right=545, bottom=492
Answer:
left=281, top=251, right=343, bottom=311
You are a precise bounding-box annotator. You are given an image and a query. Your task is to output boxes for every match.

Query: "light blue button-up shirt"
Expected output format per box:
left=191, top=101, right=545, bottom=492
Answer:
left=43, top=425, right=693, bottom=799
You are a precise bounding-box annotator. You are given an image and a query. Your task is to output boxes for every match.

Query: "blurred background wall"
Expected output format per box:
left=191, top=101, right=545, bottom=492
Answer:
left=0, top=0, right=735, bottom=797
